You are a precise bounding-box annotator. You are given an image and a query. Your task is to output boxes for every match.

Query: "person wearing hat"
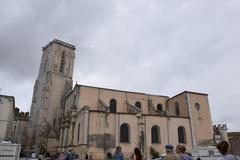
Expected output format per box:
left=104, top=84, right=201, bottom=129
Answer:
left=164, top=144, right=180, bottom=160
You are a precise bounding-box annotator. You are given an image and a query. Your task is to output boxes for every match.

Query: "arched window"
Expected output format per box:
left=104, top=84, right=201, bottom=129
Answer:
left=59, top=51, right=65, bottom=72
left=77, top=123, right=80, bottom=143
left=175, top=102, right=180, bottom=116
left=71, top=123, right=75, bottom=144
left=157, top=104, right=163, bottom=111
left=74, top=95, right=76, bottom=104
left=178, top=126, right=186, bottom=144
left=151, top=125, right=161, bottom=143
left=61, top=128, right=64, bottom=146
left=135, top=101, right=141, bottom=109
left=195, top=103, right=200, bottom=110
left=53, top=118, right=56, bottom=125
left=43, top=56, right=48, bottom=72
left=120, top=123, right=130, bottom=143
left=110, top=99, right=117, bottom=113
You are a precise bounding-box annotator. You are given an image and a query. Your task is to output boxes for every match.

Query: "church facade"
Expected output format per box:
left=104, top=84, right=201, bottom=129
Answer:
left=29, top=39, right=214, bottom=159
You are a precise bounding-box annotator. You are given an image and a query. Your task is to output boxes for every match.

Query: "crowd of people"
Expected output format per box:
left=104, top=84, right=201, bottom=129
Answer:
left=31, top=149, right=77, bottom=160
left=164, top=144, right=193, bottom=160
left=163, top=140, right=240, bottom=160
left=30, top=140, right=239, bottom=160
left=108, top=140, right=240, bottom=160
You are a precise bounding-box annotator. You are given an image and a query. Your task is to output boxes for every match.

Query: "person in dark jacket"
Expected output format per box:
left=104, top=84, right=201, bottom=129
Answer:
left=44, top=152, right=52, bottom=160
left=134, top=147, right=142, bottom=160
left=66, top=150, right=76, bottom=160
left=113, top=146, right=124, bottom=160
left=216, top=140, right=240, bottom=160
left=85, top=153, right=89, bottom=160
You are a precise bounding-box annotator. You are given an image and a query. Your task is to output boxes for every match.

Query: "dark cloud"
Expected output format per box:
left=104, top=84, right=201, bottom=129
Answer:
left=0, top=0, right=115, bottom=79
left=0, top=1, right=240, bottom=131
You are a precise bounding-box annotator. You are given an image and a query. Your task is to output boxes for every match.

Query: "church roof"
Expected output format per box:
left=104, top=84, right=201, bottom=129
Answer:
left=68, top=84, right=208, bottom=101
left=74, top=84, right=169, bottom=98
left=168, top=91, right=208, bottom=100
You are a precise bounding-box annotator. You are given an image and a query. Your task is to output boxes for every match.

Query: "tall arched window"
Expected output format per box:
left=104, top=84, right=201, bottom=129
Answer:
left=110, top=99, right=117, bottom=113
left=61, top=128, right=64, bottom=146
left=74, top=95, right=76, bottom=104
left=178, top=126, right=186, bottom=144
left=151, top=125, right=161, bottom=143
left=135, top=101, right=141, bottom=109
left=71, top=123, right=75, bottom=144
left=175, top=102, right=180, bottom=116
left=43, top=56, right=48, bottom=72
left=77, top=123, right=80, bottom=143
left=59, top=51, right=65, bottom=72
left=120, top=123, right=130, bottom=143
left=157, top=104, right=163, bottom=111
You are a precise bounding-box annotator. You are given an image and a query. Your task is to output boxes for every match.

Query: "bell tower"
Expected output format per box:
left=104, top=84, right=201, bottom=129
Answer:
left=29, top=39, right=76, bottom=152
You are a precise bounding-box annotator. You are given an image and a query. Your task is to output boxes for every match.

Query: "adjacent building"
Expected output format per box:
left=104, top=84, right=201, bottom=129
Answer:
left=0, top=95, right=15, bottom=141
left=0, top=95, right=29, bottom=155
left=228, top=132, right=240, bottom=156
left=11, top=107, right=30, bottom=156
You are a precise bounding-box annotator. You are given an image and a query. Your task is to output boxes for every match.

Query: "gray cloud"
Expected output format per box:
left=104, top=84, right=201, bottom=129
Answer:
left=0, top=0, right=240, bottom=131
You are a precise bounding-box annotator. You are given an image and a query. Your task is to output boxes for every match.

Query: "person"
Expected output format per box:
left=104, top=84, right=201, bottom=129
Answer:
left=66, top=150, right=76, bottom=160
left=106, top=152, right=113, bottom=160
left=31, top=152, right=38, bottom=160
left=216, top=140, right=240, bottom=160
left=134, top=147, right=142, bottom=160
left=176, top=144, right=182, bottom=155
left=176, top=144, right=193, bottom=160
left=164, top=144, right=180, bottom=160
left=113, top=146, right=124, bottom=160
left=44, top=152, right=52, bottom=160
left=58, top=152, right=66, bottom=160
left=85, top=153, right=89, bottom=160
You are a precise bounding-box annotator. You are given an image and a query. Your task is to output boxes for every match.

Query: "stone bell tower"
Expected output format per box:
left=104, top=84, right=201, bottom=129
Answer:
left=29, top=39, right=75, bottom=152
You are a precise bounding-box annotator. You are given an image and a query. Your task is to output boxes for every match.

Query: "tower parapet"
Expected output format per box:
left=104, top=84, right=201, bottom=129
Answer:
left=42, top=39, right=76, bottom=51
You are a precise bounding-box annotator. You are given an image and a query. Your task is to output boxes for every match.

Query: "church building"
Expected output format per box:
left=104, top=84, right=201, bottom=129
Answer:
left=29, top=39, right=214, bottom=159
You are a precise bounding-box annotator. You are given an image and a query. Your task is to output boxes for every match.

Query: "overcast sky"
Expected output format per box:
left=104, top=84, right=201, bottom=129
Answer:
left=0, top=1, right=239, bottom=131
